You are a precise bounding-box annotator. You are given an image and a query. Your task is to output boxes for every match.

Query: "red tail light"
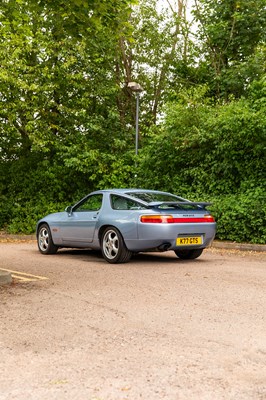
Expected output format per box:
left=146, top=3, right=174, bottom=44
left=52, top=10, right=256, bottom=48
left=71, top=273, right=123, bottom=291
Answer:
left=140, top=215, right=215, bottom=223
left=140, top=215, right=174, bottom=223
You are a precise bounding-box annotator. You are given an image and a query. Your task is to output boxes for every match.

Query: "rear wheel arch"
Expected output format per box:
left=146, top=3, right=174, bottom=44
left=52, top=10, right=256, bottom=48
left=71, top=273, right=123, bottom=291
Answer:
left=100, top=225, right=132, bottom=264
left=98, top=224, right=112, bottom=241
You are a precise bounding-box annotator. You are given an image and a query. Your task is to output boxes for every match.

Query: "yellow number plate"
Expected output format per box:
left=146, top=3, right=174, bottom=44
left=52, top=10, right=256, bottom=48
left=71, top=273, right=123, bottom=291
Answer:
left=176, top=236, right=202, bottom=246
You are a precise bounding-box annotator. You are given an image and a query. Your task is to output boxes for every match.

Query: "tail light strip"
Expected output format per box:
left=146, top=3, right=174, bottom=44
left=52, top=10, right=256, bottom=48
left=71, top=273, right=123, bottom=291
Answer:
left=140, top=215, right=215, bottom=223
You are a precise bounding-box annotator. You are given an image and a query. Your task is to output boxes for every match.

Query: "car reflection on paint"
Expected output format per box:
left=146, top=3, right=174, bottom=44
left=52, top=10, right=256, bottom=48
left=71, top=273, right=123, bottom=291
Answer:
left=37, top=189, right=216, bottom=264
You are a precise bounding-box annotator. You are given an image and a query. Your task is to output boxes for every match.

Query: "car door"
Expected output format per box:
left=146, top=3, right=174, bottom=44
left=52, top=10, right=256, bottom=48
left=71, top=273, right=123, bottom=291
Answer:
left=61, top=194, right=103, bottom=246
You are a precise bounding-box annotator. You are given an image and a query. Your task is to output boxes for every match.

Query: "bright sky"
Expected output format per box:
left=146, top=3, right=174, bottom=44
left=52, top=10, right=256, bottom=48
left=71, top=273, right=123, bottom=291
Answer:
left=157, top=0, right=194, bottom=15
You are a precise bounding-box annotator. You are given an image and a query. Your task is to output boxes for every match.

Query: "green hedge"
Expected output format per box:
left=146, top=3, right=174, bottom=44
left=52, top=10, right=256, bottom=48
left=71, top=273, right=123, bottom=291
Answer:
left=3, top=189, right=265, bottom=245
left=210, top=189, right=266, bottom=244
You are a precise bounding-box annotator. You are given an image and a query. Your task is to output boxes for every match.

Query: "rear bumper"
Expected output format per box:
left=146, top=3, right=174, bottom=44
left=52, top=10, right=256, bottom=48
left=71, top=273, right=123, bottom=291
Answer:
left=125, top=222, right=216, bottom=252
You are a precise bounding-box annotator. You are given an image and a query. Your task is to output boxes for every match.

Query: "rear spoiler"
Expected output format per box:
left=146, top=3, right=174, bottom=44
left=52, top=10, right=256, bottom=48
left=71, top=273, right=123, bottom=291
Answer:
left=147, top=201, right=212, bottom=209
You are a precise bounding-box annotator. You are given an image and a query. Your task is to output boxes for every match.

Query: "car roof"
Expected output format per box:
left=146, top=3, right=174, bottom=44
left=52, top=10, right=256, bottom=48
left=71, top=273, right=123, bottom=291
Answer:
left=94, top=189, right=172, bottom=194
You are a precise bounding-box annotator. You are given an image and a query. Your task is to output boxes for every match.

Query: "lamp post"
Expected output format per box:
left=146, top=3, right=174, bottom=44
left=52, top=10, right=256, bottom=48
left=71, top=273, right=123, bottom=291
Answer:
left=128, top=82, right=143, bottom=156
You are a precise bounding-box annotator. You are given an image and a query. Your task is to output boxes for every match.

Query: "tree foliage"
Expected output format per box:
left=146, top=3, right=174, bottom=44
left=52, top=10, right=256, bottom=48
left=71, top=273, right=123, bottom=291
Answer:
left=138, top=86, right=265, bottom=192
left=0, top=0, right=265, bottom=243
left=193, top=0, right=266, bottom=99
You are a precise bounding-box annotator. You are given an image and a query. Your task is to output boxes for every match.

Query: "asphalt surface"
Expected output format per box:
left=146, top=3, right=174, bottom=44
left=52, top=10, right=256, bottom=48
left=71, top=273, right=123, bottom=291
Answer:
left=0, top=240, right=266, bottom=400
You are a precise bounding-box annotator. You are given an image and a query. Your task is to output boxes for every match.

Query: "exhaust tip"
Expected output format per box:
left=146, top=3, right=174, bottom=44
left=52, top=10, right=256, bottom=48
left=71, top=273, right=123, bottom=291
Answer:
left=157, top=242, right=171, bottom=251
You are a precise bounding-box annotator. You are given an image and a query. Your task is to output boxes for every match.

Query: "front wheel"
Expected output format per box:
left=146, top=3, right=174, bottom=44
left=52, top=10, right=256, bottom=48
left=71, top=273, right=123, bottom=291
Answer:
left=37, top=223, right=58, bottom=255
left=101, top=227, right=132, bottom=264
left=175, top=248, right=204, bottom=260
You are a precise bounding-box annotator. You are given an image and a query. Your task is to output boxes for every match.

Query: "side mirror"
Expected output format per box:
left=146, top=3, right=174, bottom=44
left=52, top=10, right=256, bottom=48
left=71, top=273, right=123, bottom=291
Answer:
left=65, top=206, right=73, bottom=216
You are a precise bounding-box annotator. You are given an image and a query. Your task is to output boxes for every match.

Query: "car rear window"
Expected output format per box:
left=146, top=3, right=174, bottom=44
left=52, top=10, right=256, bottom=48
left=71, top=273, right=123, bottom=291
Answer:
left=126, top=192, right=182, bottom=203
left=126, top=192, right=200, bottom=210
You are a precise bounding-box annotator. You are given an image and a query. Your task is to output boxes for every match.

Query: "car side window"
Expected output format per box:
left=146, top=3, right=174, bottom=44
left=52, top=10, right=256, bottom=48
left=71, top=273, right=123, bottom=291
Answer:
left=75, top=194, right=103, bottom=212
left=111, top=194, right=146, bottom=210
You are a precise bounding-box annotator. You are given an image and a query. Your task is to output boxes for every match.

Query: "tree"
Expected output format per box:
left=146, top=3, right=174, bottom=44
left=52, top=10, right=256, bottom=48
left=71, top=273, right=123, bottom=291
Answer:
left=0, top=0, right=136, bottom=232
left=0, top=0, right=135, bottom=161
left=115, top=0, right=194, bottom=129
left=193, top=0, right=266, bottom=99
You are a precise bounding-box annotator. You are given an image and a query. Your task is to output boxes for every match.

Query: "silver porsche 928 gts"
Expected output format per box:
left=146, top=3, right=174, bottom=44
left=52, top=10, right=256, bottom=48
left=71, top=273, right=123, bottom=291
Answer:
left=37, top=189, right=216, bottom=263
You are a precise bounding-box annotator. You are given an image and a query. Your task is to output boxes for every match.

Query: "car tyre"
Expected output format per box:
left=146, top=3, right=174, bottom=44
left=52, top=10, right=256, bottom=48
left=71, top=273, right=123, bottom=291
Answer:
left=101, top=227, right=132, bottom=264
left=175, top=248, right=203, bottom=260
left=37, top=223, right=58, bottom=255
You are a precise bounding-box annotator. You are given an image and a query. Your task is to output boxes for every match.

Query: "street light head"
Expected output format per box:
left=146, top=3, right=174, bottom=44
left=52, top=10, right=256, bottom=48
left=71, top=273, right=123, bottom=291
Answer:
left=128, top=81, right=143, bottom=93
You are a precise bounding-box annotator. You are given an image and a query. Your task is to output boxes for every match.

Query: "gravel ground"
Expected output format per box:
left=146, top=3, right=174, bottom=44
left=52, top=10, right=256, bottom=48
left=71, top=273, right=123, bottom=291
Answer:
left=0, top=240, right=266, bottom=400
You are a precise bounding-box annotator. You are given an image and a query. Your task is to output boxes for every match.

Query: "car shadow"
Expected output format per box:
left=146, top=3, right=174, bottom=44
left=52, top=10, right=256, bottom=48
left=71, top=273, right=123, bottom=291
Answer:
left=56, top=248, right=102, bottom=259
left=131, top=252, right=205, bottom=264
left=53, top=248, right=206, bottom=265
